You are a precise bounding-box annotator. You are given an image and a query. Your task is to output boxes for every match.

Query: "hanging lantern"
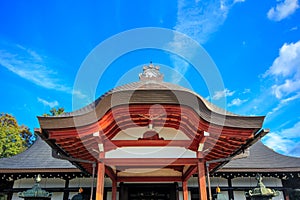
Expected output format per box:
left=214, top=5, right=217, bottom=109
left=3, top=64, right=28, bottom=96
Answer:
left=216, top=186, right=221, bottom=193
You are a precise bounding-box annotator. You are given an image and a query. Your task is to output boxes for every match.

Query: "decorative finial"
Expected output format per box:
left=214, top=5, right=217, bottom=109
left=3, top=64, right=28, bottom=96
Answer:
left=139, top=62, right=164, bottom=82
left=35, top=174, right=42, bottom=183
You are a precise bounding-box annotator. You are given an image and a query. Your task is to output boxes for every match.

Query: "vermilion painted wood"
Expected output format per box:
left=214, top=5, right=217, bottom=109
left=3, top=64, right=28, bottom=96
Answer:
left=45, top=104, right=256, bottom=175
left=183, top=181, right=188, bottom=200
left=182, top=165, right=198, bottom=182
left=198, top=160, right=208, bottom=200
left=100, top=158, right=199, bottom=166
left=111, top=179, right=117, bottom=200
left=105, top=166, right=116, bottom=181
left=96, top=162, right=105, bottom=200
left=116, top=176, right=182, bottom=182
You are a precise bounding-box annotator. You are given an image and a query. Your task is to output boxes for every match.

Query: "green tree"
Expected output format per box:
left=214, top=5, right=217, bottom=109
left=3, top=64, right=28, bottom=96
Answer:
left=43, top=107, right=65, bottom=116
left=0, top=113, right=34, bottom=158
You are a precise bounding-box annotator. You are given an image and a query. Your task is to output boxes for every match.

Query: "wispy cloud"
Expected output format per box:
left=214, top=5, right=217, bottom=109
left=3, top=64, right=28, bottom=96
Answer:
left=267, top=0, right=299, bottom=21
left=289, top=26, right=298, bottom=31
left=234, top=0, right=245, bottom=3
left=288, top=142, right=300, bottom=157
left=37, top=97, right=59, bottom=108
left=263, top=132, right=296, bottom=155
left=0, top=42, right=86, bottom=98
left=228, top=98, right=248, bottom=107
left=212, top=88, right=235, bottom=100
left=266, top=92, right=300, bottom=118
left=272, top=79, right=300, bottom=99
left=242, top=88, right=251, bottom=94
left=169, top=0, right=245, bottom=82
left=174, top=0, right=245, bottom=44
left=263, top=121, right=300, bottom=156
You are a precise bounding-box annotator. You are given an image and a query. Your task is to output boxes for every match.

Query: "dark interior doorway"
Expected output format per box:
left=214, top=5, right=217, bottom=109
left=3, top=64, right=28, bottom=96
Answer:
left=119, top=183, right=178, bottom=200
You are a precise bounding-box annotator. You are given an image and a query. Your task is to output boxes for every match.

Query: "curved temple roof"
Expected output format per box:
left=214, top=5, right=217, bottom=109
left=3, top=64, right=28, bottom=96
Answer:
left=38, top=64, right=264, bottom=130
left=36, top=65, right=266, bottom=178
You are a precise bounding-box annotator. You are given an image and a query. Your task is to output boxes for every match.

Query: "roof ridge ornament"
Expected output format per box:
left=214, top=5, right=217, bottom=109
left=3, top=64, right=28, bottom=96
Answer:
left=139, top=62, right=164, bottom=82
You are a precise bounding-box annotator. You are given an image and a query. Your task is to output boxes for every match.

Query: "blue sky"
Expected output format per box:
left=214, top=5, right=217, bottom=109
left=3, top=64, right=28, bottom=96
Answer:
left=0, top=0, right=300, bottom=157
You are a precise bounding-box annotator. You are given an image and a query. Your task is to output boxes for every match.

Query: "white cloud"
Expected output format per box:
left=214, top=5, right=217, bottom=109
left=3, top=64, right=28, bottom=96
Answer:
left=267, top=92, right=300, bottom=117
left=37, top=97, right=59, bottom=108
left=263, top=132, right=295, bottom=155
left=169, top=0, right=246, bottom=82
left=263, top=121, right=300, bottom=156
left=0, top=43, right=86, bottom=98
left=272, top=79, right=300, bottom=98
left=228, top=98, right=248, bottom=107
left=170, top=56, right=190, bottom=84
left=290, top=26, right=298, bottom=31
left=234, top=0, right=245, bottom=3
left=267, top=0, right=299, bottom=21
left=243, top=88, right=251, bottom=94
left=265, top=41, right=300, bottom=78
left=264, top=40, right=300, bottom=99
left=174, top=0, right=244, bottom=44
left=288, top=142, right=300, bottom=157
left=212, top=88, right=235, bottom=100
left=281, top=121, right=300, bottom=138
left=167, top=34, right=196, bottom=83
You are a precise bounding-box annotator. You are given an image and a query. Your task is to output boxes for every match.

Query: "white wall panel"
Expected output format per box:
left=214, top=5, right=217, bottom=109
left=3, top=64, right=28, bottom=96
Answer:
left=69, top=177, right=95, bottom=187
left=233, top=191, right=246, bottom=200
left=232, top=177, right=257, bottom=187
left=106, top=192, right=119, bottom=200
left=210, top=177, right=228, bottom=187
left=178, top=191, right=191, bottom=200
left=13, top=177, right=64, bottom=188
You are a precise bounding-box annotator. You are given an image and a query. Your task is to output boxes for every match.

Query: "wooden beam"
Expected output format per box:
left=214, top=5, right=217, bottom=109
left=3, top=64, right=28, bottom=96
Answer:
left=182, top=165, right=197, bottom=182
left=198, top=160, right=207, bottom=200
left=63, top=178, right=69, bottom=200
left=105, top=166, right=116, bottom=181
left=182, top=181, right=188, bottom=200
left=101, top=158, right=198, bottom=166
left=96, top=162, right=105, bottom=200
left=117, top=176, right=182, bottom=182
left=106, top=140, right=193, bottom=149
left=112, top=179, right=117, bottom=200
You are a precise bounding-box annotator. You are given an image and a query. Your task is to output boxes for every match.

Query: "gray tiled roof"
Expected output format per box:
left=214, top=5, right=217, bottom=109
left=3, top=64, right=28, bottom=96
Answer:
left=59, top=81, right=238, bottom=117
left=0, top=136, right=77, bottom=170
left=38, top=81, right=265, bottom=129
left=222, top=140, right=300, bottom=171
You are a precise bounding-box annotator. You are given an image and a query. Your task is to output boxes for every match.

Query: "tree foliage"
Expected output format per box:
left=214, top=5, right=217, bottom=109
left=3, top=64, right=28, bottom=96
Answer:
left=43, top=107, right=65, bottom=116
left=0, top=113, right=34, bottom=158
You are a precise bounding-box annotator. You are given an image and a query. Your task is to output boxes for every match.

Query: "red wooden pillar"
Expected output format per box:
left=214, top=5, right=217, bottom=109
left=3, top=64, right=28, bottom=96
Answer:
left=198, top=159, right=207, bottom=200
left=96, top=162, right=105, bottom=200
left=111, top=179, right=117, bottom=200
left=182, top=181, right=188, bottom=200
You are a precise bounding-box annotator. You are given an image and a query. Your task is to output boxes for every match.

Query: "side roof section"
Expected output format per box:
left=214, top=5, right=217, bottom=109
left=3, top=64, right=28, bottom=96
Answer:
left=0, top=136, right=79, bottom=172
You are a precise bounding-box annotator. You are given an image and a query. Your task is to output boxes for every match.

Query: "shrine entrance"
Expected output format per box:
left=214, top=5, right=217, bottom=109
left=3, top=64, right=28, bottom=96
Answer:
left=36, top=65, right=267, bottom=200
left=119, top=183, right=177, bottom=200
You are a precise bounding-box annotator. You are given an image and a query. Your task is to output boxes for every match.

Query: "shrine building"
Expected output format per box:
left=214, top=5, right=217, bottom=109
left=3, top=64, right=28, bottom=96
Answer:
left=1, top=65, right=300, bottom=200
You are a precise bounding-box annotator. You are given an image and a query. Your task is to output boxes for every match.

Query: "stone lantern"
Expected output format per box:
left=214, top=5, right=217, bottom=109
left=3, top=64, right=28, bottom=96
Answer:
left=245, top=174, right=280, bottom=200
left=18, top=174, right=52, bottom=200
